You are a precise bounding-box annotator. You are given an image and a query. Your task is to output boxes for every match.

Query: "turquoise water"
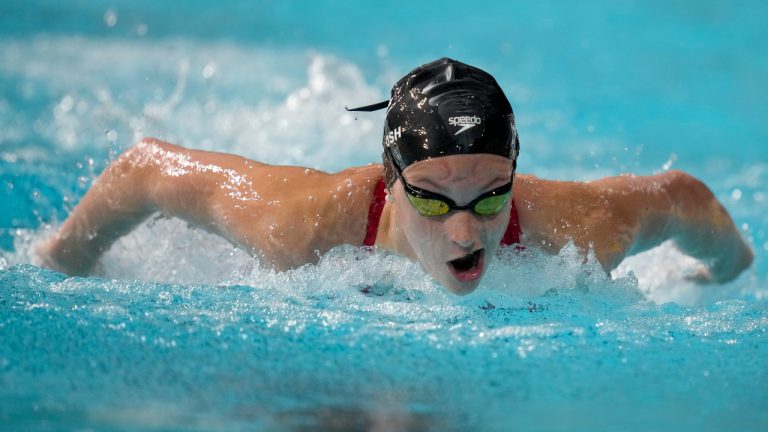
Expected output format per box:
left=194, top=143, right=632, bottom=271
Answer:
left=1, top=1, right=767, bottom=430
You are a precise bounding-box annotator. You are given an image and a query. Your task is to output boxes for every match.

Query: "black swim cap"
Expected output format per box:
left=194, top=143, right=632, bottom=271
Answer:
left=347, top=58, right=520, bottom=187
left=384, top=57, right=518, bottom=168
left=347, top=58, right=519, bottom=187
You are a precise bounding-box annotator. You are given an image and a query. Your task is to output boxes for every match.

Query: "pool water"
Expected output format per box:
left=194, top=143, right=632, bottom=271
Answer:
left=1, top=1, right=767, bottom=431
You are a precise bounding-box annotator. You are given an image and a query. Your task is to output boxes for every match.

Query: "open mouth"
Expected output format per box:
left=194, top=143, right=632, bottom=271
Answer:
left=447, top=249, right=485, bottom=282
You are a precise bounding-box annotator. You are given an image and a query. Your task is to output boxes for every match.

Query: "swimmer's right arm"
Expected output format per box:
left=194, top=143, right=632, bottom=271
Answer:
left=517, top=171, right=753, bottom=283
left=38, top=139, right=235, bottom=275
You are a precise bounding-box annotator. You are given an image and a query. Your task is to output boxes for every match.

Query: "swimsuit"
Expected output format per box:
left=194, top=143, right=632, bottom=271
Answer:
left=362, top=178, right=523, bottom=247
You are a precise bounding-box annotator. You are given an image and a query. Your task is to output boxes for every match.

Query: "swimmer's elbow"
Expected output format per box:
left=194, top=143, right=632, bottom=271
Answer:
left=122, top=137, right=175, bottom=162
left=665, top=170, right=717, bottom=212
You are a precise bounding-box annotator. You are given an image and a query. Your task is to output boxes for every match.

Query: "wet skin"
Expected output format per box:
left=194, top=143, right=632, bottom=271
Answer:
left=39, top=138, right=753, bottom=294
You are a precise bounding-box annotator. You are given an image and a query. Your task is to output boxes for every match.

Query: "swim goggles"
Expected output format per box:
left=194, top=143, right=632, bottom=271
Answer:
left=388, top=150, right=512, bottom=217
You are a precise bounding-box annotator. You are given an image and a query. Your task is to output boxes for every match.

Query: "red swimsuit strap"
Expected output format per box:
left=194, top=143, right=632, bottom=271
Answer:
left=363, top=178, right=387, bottom=247
left=362, top=177, right=523, bottom=247
left=501, top=196, right=522, bottom=246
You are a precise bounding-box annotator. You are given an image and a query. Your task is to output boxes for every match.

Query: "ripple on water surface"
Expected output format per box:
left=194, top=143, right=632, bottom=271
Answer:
left=1, top=227, right=766, bottom=430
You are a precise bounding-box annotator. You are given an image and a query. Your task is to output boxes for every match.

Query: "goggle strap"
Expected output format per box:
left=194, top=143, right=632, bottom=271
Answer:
left=345, top=100, right=390, bottom=112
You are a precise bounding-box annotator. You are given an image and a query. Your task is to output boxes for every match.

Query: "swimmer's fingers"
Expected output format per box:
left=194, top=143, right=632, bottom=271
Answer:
left=34, top=237, right=70, bottom=275
left=683, top=264, right=715, bottom=285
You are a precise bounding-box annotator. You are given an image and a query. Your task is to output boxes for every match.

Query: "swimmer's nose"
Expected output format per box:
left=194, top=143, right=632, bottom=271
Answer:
left=446, top=211, right=481, bottom=250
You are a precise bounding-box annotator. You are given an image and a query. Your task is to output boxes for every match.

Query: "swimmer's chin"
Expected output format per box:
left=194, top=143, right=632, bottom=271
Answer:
left=442, top=279, right=482, bottom=296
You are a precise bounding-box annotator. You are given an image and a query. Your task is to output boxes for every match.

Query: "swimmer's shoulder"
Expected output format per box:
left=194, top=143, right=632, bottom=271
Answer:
left=513, top=173, right=589, bottom=201
left=512, top=174, right=603, bottom=248
left=333, top=163, right=384, bottom=187
left=325, top=164, right=386, bottom=214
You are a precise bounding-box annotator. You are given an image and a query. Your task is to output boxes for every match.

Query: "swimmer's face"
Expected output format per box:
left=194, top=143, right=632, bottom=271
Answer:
left=392, top=154, right=514, bottom=295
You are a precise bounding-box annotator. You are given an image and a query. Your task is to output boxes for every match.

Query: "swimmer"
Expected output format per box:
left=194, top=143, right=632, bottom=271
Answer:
left=38, top=58, right=753, bottom=295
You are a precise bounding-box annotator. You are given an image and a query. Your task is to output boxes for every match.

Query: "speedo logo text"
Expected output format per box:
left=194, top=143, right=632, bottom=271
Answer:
left=448, top=115, right=482, bottom=135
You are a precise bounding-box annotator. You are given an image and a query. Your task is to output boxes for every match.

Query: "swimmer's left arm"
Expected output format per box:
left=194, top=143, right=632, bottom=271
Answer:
left=656, top=171, right=754, bottom=283
left=515, top=171, right=753, bottom=282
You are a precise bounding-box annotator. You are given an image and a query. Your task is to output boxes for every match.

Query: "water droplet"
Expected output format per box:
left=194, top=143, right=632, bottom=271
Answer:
left=731, top=188, right=742, bottom=200
left=59, top=95, right=74, bottom=113
left=136, top=23, right=148, bottom=36
left=106, top=129, right=117, bottom=142
left=661, top=154, right=677, bottom=171
left=202, top=63, right=216, bottom=80
left=104, top=9, right=118, bottom=27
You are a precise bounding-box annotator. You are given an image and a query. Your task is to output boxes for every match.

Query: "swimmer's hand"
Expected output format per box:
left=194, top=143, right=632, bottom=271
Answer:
left=35, top=236, right=95, bottom=276
left=683, top=265, right=715, bottom=285
left=664, top=171, right=754, bottom=284
left=699, top=241, right=754, bottom=284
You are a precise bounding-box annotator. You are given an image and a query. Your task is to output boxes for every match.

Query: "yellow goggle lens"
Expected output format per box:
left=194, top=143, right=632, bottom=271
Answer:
left=406, top=195, right=451, bottom=216
left=473, top=193, right=510, bottom=215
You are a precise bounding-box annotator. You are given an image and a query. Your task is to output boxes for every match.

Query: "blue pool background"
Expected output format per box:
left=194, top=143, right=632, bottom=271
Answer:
left=1, top=1, right=767, bottom=430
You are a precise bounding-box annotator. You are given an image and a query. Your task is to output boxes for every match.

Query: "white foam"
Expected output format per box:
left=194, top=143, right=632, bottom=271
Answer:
left=612, top=240, right=757, bottom=306
left=0, top=36, right=384, bottom=170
